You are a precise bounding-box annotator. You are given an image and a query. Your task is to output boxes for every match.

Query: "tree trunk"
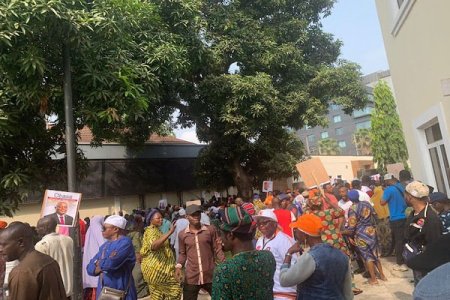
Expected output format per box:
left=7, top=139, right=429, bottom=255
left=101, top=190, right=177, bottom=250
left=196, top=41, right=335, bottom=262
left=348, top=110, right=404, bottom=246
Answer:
left=232, top=158, right=252, bottom=198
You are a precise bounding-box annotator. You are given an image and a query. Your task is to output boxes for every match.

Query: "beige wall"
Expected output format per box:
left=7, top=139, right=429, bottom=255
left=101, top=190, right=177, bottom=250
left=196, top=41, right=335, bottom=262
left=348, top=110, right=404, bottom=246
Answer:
left=376, top=0, right=450, bottom=191
left=312, top=155, right=374, bottom=182
left=3, top=189, right=206, bottom=226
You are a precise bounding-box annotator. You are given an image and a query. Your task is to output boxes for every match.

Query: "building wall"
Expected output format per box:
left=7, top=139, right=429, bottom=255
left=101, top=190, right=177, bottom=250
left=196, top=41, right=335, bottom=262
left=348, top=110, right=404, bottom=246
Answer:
left=312, top=156, right=374, bottom=182
left=376, top=0, right=450, bottom=193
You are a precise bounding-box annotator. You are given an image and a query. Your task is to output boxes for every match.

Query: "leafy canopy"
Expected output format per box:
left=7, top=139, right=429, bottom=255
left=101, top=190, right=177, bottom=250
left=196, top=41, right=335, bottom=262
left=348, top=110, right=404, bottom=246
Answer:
left=370, top=81, right=408, bottom=173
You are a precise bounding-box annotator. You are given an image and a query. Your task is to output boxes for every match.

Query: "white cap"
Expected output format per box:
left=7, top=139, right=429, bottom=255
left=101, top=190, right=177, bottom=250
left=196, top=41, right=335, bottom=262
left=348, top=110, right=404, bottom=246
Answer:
left=178, top=208, right=186, bottom=216
left=104, top=215, right=127, bottom=229
left=253, top=209, right=278, bottom=223
left=384, top=173, right=396, bottom=180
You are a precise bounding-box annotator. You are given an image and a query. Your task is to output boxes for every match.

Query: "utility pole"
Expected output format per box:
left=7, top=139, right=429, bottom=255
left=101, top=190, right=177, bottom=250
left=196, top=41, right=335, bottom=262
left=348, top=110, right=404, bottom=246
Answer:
left=63, top=42, right=82, bottom=300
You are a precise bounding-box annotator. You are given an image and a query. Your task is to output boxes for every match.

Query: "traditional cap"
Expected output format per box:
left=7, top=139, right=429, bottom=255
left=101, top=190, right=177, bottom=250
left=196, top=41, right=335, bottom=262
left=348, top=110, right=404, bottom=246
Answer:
left=0, top=220, right=7, bottom=229
left=406, top=181, right=430, bottom=198
left=178, top=208, right=186, bottom=216
left=309, top=188, right=320, bottom=199
left=384, top=173, right=396, bottom=180
left=429, top=192, right=450, bottom=203
left=186, top=204, right=202, bottom=215
left=253, top=209, right=278, bottom=223
left=289, top=214, right=323, bottom=237
left=253, top=193, right=260, bottom=199
left=413, top=262, right=450, bottom=299
left=348, top=189, right=360, bottom=202
left=104, top=215, right=127, bottom=229
left=307, top=196, right=322, bottom=208
left=220, top=207, right=254, bottom=234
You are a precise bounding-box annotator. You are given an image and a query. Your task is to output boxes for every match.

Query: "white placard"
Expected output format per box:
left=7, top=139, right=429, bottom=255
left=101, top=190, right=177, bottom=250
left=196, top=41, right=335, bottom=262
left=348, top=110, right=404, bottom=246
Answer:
left=262, top=181, right=273, bottom=192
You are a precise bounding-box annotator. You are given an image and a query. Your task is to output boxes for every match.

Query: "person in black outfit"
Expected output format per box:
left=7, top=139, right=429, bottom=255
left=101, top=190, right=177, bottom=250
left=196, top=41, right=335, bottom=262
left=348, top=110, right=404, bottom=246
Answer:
left=404, top=181, right=443, bottom=285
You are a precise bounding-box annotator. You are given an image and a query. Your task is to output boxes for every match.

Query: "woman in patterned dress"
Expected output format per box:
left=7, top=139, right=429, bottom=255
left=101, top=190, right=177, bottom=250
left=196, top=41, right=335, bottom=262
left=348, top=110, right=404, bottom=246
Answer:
left=304, top=189, right=350, bottom=257
left=140, top=209, right=181, bottom=299
left=345, top=189, right=387, bottom=285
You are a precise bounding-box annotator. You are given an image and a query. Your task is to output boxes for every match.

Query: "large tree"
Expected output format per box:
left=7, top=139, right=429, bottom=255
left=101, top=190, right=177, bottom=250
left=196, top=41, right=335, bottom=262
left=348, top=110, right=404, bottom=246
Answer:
left=0, top=0, right=196, bottom=215
left=353, top=128, right=372, bottom=155
left=318, top=138, right=341, bottom=156
left=370, top=81, right=408, bottom=172
left=178, top=0, right=368, bottom=196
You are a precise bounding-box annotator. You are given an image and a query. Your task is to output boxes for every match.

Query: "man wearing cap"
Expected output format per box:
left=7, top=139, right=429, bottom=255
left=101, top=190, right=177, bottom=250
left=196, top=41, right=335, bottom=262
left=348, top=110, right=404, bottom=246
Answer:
left=87, top=215, right=137, bottom=300
left=170, top=207, right=189, bottom=260
left=212, top=207, right=276, bottom=299
left=35, top=217, right=74, bottom=299
left=381, top=173, right=408, bottom=271
left=175, top=204, right=225, bottom=299
left=280, top=214, right=353, bottom=300
left=429, top=192, right=450, bottom=235
left=404, top=181, right=443, bottom=285
left=255, top=209, right=297, bottom=300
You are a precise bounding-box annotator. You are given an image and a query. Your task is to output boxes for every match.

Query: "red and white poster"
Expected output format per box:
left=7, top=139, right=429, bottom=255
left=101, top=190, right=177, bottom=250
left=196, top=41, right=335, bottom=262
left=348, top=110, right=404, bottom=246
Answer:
left=40, top=190, right=82, bottom=227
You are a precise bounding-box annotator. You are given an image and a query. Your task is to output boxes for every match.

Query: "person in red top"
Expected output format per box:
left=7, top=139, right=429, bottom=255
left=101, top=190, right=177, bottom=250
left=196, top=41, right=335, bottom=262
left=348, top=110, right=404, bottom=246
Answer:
left=272, top=195, right=296, bottom=237
left=235, top=197, right=256, bottom=216
left=323, top=183, right=339, bottom=210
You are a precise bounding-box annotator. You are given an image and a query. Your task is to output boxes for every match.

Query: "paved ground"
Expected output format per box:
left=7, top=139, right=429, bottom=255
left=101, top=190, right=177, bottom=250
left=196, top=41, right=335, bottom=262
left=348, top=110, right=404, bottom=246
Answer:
left=143, top=256, right=414, bottom=300
left=196, top=257, right=414, bottom=300
left=353, top=257, right=414, bottom=300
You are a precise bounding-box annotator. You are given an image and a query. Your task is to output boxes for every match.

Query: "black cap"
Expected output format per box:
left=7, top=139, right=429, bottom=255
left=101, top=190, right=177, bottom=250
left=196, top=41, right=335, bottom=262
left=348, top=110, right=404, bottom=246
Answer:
left=429, top=192, right=450, bottom=203
left=186, top=204, right=202, bottom=215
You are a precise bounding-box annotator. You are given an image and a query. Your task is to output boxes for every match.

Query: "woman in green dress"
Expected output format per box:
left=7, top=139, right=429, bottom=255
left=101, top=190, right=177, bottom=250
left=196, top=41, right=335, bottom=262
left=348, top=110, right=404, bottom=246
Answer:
left=141, top=209, right=181, bottom=300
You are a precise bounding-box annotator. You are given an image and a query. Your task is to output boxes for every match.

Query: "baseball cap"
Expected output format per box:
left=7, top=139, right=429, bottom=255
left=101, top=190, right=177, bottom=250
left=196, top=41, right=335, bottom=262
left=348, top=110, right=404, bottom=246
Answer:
left=104, top=215, right=127, bottom=229
left=429, top=192, right=450, bottom=203
left=253, top=209, right=278, bottom=223
left=289, top=214, right=323, bottom=237
left=405, top=181, right=430, bottom=198
left=384, top=173, right=396, bottom=181
left=278, top=193, right=289, bottom=201
left=186, top=204, right=202, bottom=215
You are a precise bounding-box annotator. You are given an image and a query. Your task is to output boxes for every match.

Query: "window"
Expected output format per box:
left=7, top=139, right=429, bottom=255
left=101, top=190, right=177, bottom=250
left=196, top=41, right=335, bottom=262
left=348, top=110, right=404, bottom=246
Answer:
left=356, top=120, right=371, bottom=130
left=307, top=134, right=315, bottom=143
left=353, top=107, right=373, bottom=118
left=335, top=128, right=344, bottom=136
left=330, top=104, right=340, bottom=111
left=333, top=115, right=342, bottom=123
left=425, top=122, right=450, bottom=194
left=338, top=141, right=347, bottom=148
left=320, top=131, right=329, bottom=139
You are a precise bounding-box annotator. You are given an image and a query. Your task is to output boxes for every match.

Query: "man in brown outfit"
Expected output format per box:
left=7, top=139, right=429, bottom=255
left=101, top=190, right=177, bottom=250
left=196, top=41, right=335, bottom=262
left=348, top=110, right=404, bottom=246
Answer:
left=175, top=204, right=225, bottom=299
left=0, top=222, right=66, bottom=300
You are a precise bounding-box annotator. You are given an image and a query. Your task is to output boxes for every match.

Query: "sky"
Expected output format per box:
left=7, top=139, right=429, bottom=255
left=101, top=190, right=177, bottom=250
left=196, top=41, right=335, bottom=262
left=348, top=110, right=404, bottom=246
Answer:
left=174, top=0, right=389, bottom=144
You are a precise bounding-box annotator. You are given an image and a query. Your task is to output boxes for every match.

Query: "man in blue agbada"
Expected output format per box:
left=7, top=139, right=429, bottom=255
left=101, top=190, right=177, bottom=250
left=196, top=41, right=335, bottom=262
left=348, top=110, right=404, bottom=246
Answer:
left=87, top=215, right=137, bottom=300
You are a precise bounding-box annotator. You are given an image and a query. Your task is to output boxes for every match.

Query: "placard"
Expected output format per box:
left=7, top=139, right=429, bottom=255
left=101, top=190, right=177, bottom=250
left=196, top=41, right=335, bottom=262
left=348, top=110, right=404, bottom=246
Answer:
left=158, top=199, right=168, bottom=210
left=296, top=158, right=330, bottom=188
left=262, top=181, right=273, bottom=192
left=40, top=190, right=82, bottom=227
left=186, top=199, right=202, bottom=207
left=386, top=163, right=405, bottom=179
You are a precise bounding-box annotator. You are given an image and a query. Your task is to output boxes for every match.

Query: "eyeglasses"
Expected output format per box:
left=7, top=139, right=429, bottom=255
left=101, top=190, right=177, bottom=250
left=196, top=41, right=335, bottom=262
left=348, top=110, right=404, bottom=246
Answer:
left=257, top=220, right=272, bottom=227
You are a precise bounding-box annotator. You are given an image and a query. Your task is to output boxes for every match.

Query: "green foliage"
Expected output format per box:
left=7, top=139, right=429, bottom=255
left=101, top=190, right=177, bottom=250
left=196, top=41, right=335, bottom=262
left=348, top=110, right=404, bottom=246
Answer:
left=0, top=0, right=194, bottom=214
left=184, top=0, right=367, bottom=195
left=318, top=138, right=340, bottom=156
left=370, top=81, right=408, bottom=172
left=353, top=128, right=372, bottom=155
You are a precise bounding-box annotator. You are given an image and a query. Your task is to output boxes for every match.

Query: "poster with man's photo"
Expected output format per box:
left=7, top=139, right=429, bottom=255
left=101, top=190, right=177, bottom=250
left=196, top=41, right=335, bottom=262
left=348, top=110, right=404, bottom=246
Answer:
left=40, top=190, right=82, bottom=227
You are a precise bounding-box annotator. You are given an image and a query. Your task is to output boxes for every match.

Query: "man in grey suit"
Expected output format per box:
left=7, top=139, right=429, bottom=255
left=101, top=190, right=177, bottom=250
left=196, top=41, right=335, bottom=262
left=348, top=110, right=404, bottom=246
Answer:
left=46, top=201, right=74, bottom=226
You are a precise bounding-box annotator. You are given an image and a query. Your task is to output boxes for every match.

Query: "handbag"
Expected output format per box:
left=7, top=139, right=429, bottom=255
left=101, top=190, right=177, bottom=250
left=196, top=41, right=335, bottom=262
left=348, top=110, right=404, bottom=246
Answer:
left=97, top=246, right=132, bottom=300
left=98, top=286, right=126, bottom=300
left=402, top=241, right=422, bottom=262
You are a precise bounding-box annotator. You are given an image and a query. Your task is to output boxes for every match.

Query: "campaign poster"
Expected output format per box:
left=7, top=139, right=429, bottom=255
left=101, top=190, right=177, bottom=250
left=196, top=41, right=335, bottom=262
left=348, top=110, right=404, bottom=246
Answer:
left=262, top=181, right=273, bottom=192
left=40, top=190, right=82, bottom=227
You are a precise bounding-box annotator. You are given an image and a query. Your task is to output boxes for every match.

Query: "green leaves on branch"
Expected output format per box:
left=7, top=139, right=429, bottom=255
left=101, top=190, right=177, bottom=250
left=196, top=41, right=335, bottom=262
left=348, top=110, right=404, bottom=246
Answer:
left=370, top=81, right=408, bottom=172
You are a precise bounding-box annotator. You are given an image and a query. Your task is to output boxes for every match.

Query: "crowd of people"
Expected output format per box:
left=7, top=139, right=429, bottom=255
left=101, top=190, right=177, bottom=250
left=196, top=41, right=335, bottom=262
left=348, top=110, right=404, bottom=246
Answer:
left=1, top=170, right=450, bottom=299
